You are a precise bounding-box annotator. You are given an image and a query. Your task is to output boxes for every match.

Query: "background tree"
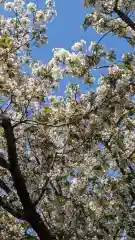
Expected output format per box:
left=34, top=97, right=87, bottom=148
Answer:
left=0, top=0, right=135, bottom=239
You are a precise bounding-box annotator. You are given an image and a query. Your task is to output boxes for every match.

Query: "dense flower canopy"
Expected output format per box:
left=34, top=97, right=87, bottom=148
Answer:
left=0, top=0, right=135, bottom=239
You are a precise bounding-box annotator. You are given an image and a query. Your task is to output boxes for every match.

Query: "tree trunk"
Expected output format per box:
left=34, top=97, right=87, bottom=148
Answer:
left=24, top=206, right=55, bottom=240
left=1, top=116, right=55, bottom=240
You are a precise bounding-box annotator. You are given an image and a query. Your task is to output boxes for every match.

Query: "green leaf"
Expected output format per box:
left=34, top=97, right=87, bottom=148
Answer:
left=0, top=98, right=4, bottom=104
left=64, top=181, right=70, bottom=186
left=119, top=64, right=127, bottom=69
left=104, top=214, right=115, bottom=220
left=128, top=38, right=135, bottom=47
left=79, top=186, right=87, bottom=195
left=61, top=175, right=68, bottom=180
left=0, top=128, right=4, bottom=136
left=111, top=182, right=117, bottom=191
left=56, top=196, right=67, bottom=203
left=44, top=107, right=52, bottom=113
left=125, top=65, right=133, bottom=71
left=93, top=165, right=102, bottom=171
left=0, top=36, right=13, bottom=48
left=88, top=176, right=98, bottom=184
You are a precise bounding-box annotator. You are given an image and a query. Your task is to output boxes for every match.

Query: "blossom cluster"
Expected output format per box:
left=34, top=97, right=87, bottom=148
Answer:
left=0, top=0, right=135, bottom=239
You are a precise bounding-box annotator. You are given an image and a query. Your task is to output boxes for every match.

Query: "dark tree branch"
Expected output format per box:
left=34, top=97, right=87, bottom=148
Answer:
left=1, top=115, right=55, bottom=240
left=34, top=177, right=49, bottom=206
left=104, top=141, right=135, bottom=201
left=34, top=154, right=56, bottom=206
left=0, top=156, right=10, bottom=170
left=114, top=6, right=135, bottom=32
left=0, top=196, right=25, bottom=219
left=128, top=149, right=135, bottom=160
left=114, top=0, right=119, bottom=9
left=0, top=179, right=11, bottom=194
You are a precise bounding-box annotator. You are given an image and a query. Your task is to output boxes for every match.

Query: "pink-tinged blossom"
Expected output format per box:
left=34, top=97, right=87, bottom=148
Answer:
left=108, top=65, right=120, bottom=75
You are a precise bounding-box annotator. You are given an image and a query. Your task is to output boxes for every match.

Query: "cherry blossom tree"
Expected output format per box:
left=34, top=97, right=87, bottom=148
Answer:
left=0, top=0, right=135, bottom=239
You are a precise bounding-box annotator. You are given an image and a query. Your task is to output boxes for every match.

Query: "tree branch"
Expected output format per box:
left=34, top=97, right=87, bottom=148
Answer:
left=114, top=6, right=135, bottom=32
left=0, top=156, right=10, bottom=170
left=34, top=153, right=56, bottom=206
left=0, top=179, right=11, bottom=194
left=34, top=177, right=49, bottom=206
left=1, top=115, right=55, bottom=240
left=0, top=196, right=25, bottom=219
